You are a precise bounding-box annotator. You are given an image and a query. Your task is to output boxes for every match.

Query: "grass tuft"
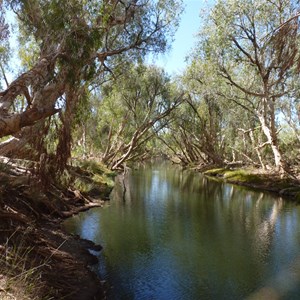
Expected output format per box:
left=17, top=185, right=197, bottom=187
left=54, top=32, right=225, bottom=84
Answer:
left=75, top=160, right=115, bottom=178
left=0, top=231, right=50, bottom=300
left=223, top=169, right=264, bottom=183
left=204, top=168, right=227, bottom=176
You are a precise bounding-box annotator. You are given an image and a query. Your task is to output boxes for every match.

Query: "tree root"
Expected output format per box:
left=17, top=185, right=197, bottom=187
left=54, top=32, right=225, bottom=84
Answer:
left=0, top=212, right=30, bottom=224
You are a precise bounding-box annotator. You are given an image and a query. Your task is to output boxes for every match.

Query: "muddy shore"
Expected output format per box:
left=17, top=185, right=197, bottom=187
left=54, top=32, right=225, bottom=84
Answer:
left=0, top=163, right=113, bottom=300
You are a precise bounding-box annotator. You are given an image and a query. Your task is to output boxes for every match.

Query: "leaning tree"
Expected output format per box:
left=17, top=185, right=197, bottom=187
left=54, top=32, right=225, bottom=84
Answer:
left=192, top=0, right=300, bottom=173
left=93, top=64, right=184, bottom=170
left=0, top=0, right=182, bottom=173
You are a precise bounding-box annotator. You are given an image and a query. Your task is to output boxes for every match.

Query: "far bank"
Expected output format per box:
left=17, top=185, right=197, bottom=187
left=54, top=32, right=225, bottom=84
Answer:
left=202, top=167, right=300, bottom=202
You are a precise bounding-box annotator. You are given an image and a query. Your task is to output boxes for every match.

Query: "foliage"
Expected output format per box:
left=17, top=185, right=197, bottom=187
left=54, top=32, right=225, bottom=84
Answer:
left=1, top=0, right=300, bottom=176
left=69, top=159, right=115, bottom=196
left=165, top=0, right=300, bottom=174
left=77, top=63, right=184, bottom=169
left=0, top=0, right=183, bottom=177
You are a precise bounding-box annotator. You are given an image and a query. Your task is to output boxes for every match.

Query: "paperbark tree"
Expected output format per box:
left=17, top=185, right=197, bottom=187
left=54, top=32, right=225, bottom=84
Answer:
left=195, top=0, right=300, bottom=173
left=0, top=0, right=182, bottom=172
left=89, top=64, right=184, bottom=170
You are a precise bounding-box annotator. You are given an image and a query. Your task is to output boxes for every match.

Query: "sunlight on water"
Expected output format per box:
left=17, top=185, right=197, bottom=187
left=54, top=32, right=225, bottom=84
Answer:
left=64, top=163, right=300, bottom=300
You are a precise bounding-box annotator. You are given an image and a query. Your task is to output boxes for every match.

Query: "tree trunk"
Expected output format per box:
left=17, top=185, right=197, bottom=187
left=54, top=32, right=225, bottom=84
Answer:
left=258, top=113, right=285, bottom=172
left=249, top=130, right=265, bottom=169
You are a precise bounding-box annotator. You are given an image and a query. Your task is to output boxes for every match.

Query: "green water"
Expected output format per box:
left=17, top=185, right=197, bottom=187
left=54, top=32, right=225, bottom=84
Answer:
left=64, top=163, right=300, bottom=299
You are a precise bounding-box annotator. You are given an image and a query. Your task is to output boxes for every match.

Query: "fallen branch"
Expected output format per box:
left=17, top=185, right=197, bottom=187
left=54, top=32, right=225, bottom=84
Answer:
left=60, top=202, right=103, bottom=218
left=0, top=212, right=30, bottom=224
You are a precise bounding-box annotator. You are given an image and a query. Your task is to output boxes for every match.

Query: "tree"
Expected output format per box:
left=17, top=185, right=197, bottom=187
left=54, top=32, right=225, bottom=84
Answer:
left=87, top=64, right=184, bottom=170
left=161, top=58, right=265, bottom=168
left=0, top=0, right=183, bottom=173
left=193, top=0, right=300, bottom=173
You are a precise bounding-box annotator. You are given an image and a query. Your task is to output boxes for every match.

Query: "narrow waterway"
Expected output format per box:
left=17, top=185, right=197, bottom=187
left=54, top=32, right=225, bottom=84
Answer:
left=64, top=163, right=300, bottom=299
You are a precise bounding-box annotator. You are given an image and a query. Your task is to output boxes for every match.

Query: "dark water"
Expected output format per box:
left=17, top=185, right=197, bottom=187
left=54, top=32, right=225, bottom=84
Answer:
left=64, top=163, right=300, bottom=299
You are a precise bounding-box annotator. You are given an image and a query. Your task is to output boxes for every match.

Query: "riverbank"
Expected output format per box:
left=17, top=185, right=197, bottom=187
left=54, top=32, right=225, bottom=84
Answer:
left=0, top=158, right=114, bottom=300
left=203, top=167, right=300, bottom=201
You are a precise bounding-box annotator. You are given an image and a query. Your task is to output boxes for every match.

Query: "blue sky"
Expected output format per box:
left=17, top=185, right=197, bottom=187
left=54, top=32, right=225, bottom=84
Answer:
left=152, top=0, right=214, bottom=75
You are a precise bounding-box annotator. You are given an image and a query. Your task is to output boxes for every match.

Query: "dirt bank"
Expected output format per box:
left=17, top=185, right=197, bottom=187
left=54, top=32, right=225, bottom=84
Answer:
left=0, top=160, right=114, bottom=300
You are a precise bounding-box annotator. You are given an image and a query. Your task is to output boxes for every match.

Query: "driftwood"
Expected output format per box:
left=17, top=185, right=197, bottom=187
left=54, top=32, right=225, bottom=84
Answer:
left=60, top=202, right=103, bottom=217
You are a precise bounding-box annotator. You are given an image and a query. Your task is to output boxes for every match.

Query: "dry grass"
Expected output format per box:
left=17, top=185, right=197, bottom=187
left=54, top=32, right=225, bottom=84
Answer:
left=0, top=157, right=112, bottom=299
left=0, top=230, right=51, bottom=300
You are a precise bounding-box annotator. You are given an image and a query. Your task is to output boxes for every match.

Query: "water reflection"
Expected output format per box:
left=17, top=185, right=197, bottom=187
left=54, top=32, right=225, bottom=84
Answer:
left=64, top=163, right=300, bottom=300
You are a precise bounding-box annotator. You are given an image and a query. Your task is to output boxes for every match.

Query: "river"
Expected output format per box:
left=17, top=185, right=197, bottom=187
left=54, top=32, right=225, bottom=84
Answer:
left=64, top=163, right=300, bottom=299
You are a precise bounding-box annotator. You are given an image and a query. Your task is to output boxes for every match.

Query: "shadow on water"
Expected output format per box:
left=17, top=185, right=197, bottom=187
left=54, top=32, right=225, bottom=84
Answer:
left=64, top=162, right=300, bottom=300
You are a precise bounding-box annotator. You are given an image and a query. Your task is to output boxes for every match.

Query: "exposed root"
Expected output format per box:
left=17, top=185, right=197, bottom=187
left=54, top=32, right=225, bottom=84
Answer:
left=0, top=212, right=30, bottom=224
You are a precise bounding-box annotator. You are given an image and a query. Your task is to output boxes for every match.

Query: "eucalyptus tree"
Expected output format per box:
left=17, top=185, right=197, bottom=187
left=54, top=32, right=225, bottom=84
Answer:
left=89, top=64, right=184, bottom=170
left=179, top=57, right=269, bottom=168
left=194, top=0, right=300, bottom=173
left=179, top=61, right=227, bottom=166
left=0, top=0, right=182, bottom=172
left=161, top=93, right=226, bottom=166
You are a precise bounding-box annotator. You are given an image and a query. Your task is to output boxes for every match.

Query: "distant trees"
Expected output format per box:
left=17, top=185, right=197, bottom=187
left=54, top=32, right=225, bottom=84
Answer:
left=159, top=71, right=226, bottom=166
left=77, top=64, right=184, bottom=170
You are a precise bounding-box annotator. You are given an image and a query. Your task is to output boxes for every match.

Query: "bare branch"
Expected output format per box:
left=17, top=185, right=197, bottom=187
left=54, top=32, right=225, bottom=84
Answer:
left=219, top=67, right=266, bottom=97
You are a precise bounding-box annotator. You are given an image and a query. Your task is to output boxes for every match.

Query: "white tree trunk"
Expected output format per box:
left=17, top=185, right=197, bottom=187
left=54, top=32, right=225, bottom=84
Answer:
left=258, top=113, right=285, bottom=172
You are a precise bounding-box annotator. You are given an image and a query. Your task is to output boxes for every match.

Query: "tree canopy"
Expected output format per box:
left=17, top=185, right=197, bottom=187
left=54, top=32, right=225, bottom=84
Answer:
left=165, top=0, right=300, bottom=174
left=1, top=0, right=300, bottom=176
left=0, top=0, right=183, bottom=175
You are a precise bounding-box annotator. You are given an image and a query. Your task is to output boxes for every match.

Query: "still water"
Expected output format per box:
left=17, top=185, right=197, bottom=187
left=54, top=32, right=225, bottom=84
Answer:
left=64, top=163, right=300, bottom=299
